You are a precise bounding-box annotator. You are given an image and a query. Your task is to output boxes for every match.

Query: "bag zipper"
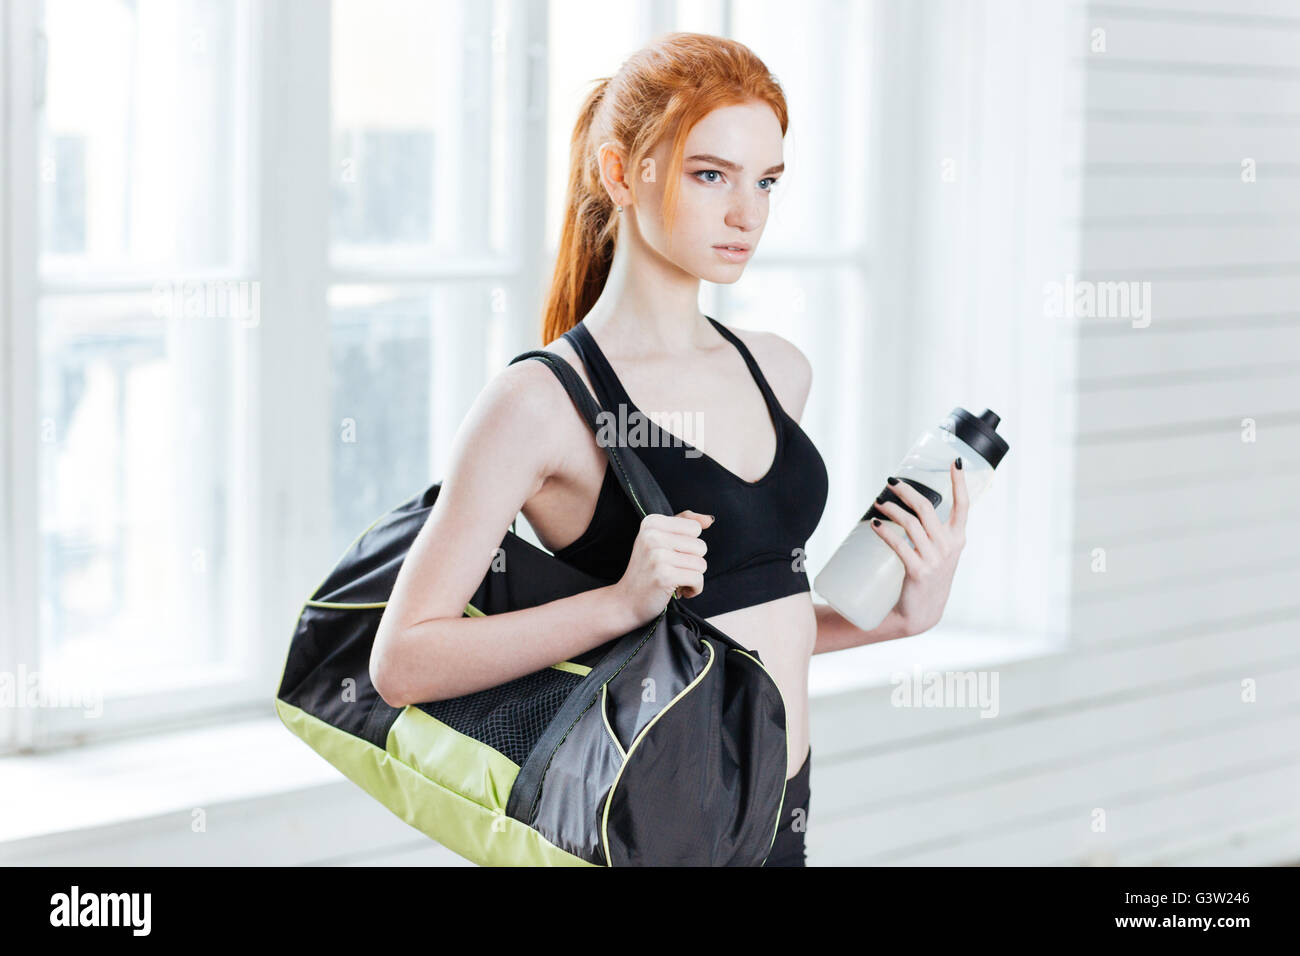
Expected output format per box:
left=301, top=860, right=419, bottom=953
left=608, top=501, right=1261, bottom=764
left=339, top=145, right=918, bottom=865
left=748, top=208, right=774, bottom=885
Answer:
left=522, top=605, right=667, bottom=825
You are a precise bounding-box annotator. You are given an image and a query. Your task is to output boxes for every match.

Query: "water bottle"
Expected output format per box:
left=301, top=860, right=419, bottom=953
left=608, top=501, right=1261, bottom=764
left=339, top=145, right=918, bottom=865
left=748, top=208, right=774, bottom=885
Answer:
left=813, top=407, right=1010, bottom=633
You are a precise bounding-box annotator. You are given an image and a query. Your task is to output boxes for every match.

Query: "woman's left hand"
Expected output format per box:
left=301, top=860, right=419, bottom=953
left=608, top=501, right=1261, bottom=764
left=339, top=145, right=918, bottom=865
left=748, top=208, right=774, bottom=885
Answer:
left=869, top=457, right=969, bottom=637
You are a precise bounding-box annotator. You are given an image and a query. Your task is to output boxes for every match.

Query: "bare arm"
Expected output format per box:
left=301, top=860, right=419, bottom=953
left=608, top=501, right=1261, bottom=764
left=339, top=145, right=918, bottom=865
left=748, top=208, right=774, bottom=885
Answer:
left=369, top=359, right=642, bottom=708
left=812, top=601, right=910, bottom=653
left=369, top=355, right=711, bottom=708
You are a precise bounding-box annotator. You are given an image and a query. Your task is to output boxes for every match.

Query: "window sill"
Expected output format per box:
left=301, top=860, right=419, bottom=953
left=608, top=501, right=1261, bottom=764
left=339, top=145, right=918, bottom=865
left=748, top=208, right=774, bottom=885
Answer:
left=0, top=627, right=1063, bottom=854
left=809, top=625, right=1067, bottom=698
left=0, top=713, right=341, bottom=848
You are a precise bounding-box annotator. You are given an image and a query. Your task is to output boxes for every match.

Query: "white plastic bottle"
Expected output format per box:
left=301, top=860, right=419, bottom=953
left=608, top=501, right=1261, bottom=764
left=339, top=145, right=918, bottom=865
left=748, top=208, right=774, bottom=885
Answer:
left=813, top=408, right=1010, bottom=633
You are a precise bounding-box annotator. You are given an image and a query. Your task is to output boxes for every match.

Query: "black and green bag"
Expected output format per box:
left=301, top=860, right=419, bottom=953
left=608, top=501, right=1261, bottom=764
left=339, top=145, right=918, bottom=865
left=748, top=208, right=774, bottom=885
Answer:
left=274, top=345, right=790, bottom=866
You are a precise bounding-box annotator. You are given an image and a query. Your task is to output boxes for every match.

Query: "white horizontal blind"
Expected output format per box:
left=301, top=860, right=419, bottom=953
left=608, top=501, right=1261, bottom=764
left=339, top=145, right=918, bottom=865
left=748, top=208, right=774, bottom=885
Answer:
left=1065, top=0, right=1300, bottom=647
left=807, top=0, right=1300, bottom=867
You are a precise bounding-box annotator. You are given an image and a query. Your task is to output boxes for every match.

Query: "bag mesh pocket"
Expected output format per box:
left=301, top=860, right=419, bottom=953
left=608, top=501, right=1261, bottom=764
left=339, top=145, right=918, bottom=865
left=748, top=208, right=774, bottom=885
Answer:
left=415, top=667, right=585, bottom=766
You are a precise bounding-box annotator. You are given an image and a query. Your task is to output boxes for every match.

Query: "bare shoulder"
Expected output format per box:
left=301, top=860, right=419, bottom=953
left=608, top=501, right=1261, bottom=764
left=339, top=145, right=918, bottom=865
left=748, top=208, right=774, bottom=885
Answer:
left=717, top=322, right=814, bottom=420
left=477, top=336, right=602, bottom=465
left=465, top=342, right=590, bottom=469
left=486, top=335, right=593, bottom=404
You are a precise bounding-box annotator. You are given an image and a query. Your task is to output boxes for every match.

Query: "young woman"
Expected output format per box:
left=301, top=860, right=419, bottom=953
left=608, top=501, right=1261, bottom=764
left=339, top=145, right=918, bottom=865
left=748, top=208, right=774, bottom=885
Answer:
left=371, top=32, right=970, bottom=867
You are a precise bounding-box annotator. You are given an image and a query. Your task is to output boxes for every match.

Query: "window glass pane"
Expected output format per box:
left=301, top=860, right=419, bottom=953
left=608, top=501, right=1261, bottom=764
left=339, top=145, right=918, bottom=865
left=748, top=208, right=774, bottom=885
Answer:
left=39, top=0, right=239, bottom=275
left=331, top=0, right=509, bottom=264
left=329, top=290, right=432, bottom=558
left=38, top=294, right=244, bottom=695
left=328, top=283, right=506, bottom=559
left=726, top=0, right=871, bottom=252
left=545, top=0, right=643, bottom=252
left=672, top=0, right=727, bottom=36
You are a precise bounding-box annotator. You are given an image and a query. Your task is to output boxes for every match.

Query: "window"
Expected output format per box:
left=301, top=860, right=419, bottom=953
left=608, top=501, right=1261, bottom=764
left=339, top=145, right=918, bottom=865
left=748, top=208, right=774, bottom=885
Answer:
left=5, top=0, right=258, bottom=750
left=3, top=0, right=1050, bottom=755
left=2, top=0, right=547, bottom=752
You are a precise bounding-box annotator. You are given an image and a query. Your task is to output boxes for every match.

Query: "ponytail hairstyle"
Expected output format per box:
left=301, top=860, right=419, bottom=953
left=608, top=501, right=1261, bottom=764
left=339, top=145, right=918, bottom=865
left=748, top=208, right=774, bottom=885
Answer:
left=541, top=32, right=789, bottom=344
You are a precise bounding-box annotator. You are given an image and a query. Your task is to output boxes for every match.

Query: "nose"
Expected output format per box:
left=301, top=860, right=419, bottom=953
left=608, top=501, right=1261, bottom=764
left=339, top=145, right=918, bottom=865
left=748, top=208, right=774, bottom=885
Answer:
left=725, top=189, right=765, bottom=233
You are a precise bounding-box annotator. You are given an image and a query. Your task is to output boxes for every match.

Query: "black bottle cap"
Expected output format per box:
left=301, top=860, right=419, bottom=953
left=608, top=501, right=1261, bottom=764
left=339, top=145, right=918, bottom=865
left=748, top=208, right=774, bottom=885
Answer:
left=942, top=407, right=1009, bottom=469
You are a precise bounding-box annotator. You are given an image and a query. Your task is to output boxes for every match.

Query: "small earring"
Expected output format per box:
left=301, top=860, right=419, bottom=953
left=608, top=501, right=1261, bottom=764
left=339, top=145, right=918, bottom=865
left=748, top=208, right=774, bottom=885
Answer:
left=617, top=204, right=623, bottom=213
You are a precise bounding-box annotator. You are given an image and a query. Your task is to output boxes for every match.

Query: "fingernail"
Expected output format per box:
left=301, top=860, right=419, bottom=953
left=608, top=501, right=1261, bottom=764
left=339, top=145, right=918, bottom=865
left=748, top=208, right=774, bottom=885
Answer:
left=871, top=518, right=881, bottom=527
left=886, top=476, right=899, bottom=486
left=875, top=494, right=885, bottom=504
left=955, top=457, right=963, bottom=470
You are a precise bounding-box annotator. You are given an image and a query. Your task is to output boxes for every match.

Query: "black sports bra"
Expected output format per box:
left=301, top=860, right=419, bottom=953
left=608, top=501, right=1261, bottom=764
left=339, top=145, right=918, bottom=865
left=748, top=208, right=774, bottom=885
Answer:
left=551, top=316, right=829, bottom=618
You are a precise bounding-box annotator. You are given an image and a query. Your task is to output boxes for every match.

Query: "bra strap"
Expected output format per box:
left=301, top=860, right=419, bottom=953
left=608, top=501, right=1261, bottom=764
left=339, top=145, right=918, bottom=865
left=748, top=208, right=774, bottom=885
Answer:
left=561, top=321, right=638, bottom=415
left=704, top=316, right=784, bottom=418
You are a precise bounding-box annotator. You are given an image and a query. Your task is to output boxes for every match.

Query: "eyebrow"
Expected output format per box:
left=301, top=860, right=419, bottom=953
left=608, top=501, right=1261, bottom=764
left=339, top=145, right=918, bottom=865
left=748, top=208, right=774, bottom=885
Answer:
left=685, top=153, right=785, bottom=176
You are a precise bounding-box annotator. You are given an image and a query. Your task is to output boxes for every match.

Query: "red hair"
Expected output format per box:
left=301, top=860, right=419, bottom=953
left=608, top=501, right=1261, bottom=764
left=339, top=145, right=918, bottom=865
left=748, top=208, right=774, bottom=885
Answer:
left=540, top=32, right=789, bottom=345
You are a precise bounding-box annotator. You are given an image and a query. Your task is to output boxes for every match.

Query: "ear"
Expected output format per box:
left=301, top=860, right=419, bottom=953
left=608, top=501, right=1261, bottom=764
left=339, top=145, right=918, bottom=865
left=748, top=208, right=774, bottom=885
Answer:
left=596, top=141, right=633, bottom=206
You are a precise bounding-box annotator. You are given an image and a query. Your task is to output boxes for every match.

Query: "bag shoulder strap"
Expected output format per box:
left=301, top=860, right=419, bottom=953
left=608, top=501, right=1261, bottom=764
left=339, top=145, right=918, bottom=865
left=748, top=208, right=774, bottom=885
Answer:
left=508, top=347, right=674, bottom=519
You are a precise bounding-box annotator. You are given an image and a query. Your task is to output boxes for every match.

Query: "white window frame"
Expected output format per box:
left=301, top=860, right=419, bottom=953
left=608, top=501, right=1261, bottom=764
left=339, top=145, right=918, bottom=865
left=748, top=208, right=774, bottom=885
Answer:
left=2, top=0, right=266, bottom=751
left=0, top=0, right=553, bottom=754
left=3, top=0, right=42, bottom=752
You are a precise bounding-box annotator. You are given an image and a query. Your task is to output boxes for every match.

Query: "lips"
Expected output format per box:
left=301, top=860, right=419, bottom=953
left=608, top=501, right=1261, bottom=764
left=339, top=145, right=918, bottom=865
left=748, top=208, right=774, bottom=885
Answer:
left=713, top=243, right=753, bottom=262
left=713, top=244, right=751, bottom=252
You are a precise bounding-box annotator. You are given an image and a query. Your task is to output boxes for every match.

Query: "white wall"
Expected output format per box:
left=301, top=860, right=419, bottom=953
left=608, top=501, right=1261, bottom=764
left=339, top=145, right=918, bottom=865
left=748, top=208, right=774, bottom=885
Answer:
left=808, top=0, right=1300, bottom=866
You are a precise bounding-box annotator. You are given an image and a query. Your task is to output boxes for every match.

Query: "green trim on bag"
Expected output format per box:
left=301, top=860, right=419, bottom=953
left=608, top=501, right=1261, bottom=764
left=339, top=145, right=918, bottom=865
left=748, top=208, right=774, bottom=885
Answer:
left=600, top=684, right=626, bottom=761
left=733, top=648, right=790, bottom=864
left=305, top=600, right=388, bottom=609
left=599, top=638, right=717, bottom=865
left=303, top=599, right=479, bottom=612
left=551, top=660, right=591, bottom=676
left=386, top=706, right=521, bottom=802
left=274, top=698, right=596, bottom=867
left=304, top=599, right=491, bottom=614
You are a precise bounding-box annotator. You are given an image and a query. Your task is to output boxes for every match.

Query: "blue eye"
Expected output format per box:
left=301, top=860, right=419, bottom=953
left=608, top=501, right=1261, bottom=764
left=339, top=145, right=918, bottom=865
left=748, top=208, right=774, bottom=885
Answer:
left=692, top=169, right=781, bottom=192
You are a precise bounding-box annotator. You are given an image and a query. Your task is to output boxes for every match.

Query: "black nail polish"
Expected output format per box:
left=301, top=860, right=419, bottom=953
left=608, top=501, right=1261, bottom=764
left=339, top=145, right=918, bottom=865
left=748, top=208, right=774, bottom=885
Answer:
left=871, top=518, right=881, bottom=527
left=875, top=494, right=885, bottom=504
left=955, top=457, right=963, bottom=470
left=886, top=476, right=898, bottom=486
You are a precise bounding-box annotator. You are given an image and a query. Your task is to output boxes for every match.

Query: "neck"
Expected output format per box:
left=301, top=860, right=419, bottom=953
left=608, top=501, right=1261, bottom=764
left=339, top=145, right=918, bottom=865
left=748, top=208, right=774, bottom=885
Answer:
left=582, top=222, right=712, bottom=356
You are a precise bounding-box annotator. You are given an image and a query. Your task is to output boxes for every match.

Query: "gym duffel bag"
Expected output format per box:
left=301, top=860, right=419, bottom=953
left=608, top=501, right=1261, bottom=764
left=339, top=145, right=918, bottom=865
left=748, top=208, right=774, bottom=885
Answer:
left=274, top=345, right=791, bottom=866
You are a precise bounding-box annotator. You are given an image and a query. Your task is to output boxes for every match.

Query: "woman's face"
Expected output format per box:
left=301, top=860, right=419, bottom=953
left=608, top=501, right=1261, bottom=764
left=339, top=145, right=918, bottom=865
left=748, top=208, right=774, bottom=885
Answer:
left=609, top=100, right=785, bottom=284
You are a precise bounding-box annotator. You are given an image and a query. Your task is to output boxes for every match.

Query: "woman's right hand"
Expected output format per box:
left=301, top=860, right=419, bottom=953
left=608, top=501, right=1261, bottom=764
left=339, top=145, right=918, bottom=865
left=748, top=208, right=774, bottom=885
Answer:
left=613, top=510, right=714, bottom=624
